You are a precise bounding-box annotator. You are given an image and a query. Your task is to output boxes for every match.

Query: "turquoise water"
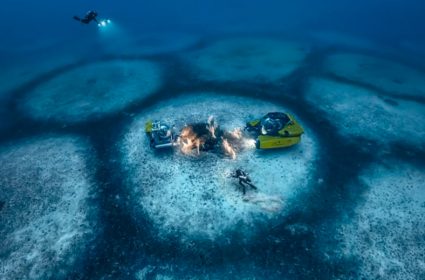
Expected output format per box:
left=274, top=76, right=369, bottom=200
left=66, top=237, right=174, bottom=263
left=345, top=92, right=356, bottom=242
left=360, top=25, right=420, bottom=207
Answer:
left=0, top=1, right=424, bottom=279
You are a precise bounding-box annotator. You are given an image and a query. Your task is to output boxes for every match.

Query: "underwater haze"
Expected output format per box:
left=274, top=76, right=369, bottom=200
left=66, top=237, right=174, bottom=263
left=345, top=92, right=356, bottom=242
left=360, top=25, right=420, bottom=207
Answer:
left=1, top=0, right=425, bottom=279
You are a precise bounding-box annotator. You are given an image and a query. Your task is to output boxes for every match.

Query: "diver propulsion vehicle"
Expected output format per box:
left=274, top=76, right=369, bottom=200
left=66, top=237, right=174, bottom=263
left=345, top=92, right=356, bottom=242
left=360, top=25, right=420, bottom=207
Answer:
left=245, top=112, right=304, bottom=149
left=145, top=120, right=178, bottom=149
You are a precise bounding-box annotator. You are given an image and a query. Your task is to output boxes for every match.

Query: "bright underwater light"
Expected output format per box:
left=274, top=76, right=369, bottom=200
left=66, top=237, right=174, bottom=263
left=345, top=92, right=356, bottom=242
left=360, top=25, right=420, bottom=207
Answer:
left=98, top=19, right=111, bottom=28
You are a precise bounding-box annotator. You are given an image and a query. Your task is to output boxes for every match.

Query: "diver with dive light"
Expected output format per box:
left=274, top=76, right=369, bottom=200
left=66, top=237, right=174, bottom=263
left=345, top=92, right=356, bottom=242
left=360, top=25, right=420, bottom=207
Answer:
left=73, top=10, right=111, bottom=27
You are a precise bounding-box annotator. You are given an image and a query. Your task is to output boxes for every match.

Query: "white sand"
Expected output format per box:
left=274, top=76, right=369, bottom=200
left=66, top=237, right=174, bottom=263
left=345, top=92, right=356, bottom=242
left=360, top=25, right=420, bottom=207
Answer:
left=20, top=59, right=162, bottom=123
left=325, top=53, right=425, bottom=97
left=184, top=37, right=308, bottom=83
left=0, top=135, right=98, bottom=279
left=336, top=161, right=425, bottom=279
left=305, top=78, right=425, bottom=147
left=120, top=93, right=317, bottom=242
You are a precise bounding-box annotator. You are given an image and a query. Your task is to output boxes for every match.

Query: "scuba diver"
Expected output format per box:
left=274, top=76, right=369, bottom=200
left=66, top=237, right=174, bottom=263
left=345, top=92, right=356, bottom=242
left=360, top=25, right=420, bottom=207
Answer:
left=73, top=10, right=99, bottom=24
left=231, top=168, right=257, bottom=195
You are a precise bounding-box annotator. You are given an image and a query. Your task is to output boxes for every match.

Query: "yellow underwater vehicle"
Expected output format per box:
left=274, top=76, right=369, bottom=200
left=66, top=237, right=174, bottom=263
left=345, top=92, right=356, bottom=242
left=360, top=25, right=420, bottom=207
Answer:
left=245, top=112, right=304, bottom=149
left=145, top=120, right=178, bottom=149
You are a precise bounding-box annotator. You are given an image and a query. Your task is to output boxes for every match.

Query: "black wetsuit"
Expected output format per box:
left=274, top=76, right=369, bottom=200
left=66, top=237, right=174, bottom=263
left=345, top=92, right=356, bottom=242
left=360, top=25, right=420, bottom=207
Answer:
left=232, top=169, right=257, bottom=195
left=74, top=11, right=99, bottom=24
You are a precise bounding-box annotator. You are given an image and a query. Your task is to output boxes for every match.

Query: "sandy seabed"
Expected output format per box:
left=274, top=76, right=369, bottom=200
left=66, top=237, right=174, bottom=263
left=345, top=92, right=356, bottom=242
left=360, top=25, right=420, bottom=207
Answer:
left=120, top=93, right=318, bottom=242
left=0, top=135, right=98, bottom=280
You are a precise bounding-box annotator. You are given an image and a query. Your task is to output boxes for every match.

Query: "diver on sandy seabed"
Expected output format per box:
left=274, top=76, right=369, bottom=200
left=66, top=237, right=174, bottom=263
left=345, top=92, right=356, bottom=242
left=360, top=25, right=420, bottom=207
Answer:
left=73, top=10, right=99, bottom=24
left=231, top=168, right=257, bottom=195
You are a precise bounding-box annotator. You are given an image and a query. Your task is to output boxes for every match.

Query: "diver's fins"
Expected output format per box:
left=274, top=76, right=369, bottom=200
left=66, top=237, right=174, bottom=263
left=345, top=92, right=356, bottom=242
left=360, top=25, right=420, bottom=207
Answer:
left=73, top=16, right=81, bottom=22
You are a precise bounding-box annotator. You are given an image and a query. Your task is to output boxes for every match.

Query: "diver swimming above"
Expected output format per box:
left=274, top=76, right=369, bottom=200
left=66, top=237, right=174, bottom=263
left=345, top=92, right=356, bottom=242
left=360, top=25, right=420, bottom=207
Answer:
left=73, top=10, right=99, bottom=24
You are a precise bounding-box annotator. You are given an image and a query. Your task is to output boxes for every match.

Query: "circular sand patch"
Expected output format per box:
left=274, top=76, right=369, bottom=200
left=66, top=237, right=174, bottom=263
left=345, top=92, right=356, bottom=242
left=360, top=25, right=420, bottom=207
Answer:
left=325, top=53, right=425, bottom=97
left=0, top=136, right=98, bottom=279
left=21, top=59, right=162, bottom=123
left=321, top=161, right=425, bottom=280
left=120, top=93, right=317, bottom=242
left=185, top=37, right=308, bottom=83
left=305, top=78, right=425, bottom=148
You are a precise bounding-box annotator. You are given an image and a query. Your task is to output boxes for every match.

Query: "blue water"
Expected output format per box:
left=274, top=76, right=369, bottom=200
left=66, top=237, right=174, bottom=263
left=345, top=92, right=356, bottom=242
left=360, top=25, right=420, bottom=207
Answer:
left=1, top=1, right=425, bottom=48
left=1, top=1, right=425, bottom=279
